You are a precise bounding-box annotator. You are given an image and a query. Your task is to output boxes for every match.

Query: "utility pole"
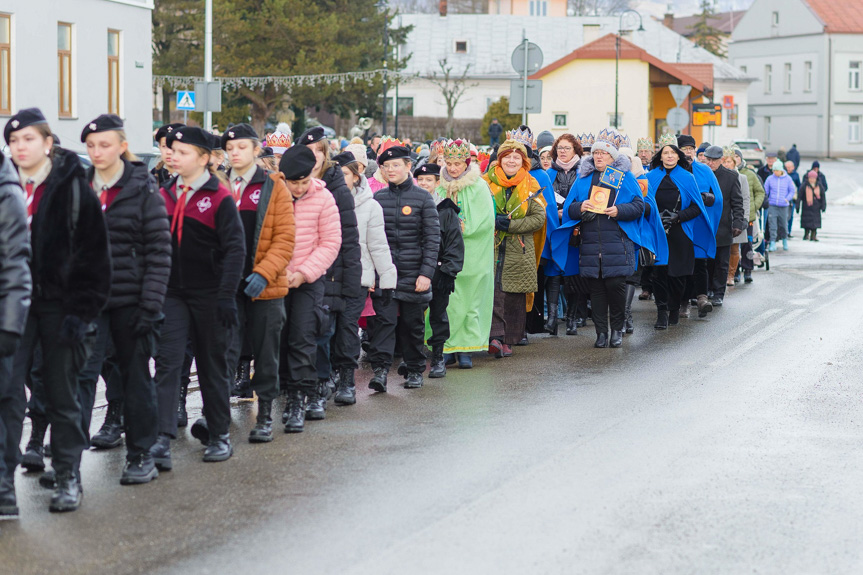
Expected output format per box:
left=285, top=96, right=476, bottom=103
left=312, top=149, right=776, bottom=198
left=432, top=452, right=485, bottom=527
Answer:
left=380, top=1, right=388, bottom=136
left=521, top=31, right=529, bottom=126
left=204, top=0, right=213, bottom=131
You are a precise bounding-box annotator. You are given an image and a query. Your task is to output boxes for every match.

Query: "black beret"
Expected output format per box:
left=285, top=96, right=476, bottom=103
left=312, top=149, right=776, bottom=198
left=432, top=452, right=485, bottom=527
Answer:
left=332, top=151, right=357, bottom=167
left=676, top=135, right=697, bottom=149
left=414, top=163, right=441, bottom=178
left=279, top=144, right=317, bottom=180
left=80, top=114, right=124, bottom=143
left=258, top=146, right=274, bottom=159
left=208, top=132, right=223, bottom=151
left=51, top=133, right=61, bottom=146
left=298, top=126, right=325, bottom=146
left=378, top=145, right=411, bottom=164
left=4, top=108, right=48, bottom=144
left=155, top=123, right=185, bottom=143
left=220, top=123, right=259, bottom=150
left=167, top=126, right=213, bottom=151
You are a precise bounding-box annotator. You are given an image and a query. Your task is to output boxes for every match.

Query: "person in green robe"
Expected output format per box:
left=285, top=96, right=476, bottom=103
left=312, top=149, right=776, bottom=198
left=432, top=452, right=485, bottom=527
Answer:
left=425, top=139, right=494, bottom=369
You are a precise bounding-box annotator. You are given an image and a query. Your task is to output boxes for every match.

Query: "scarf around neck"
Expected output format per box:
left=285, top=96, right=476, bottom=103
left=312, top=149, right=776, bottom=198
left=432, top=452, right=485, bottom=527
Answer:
left=555, top=156, right=579, bottom=172
left=484, top=165, right=541, bottom=220
left=805, top=181, right=821, bottom=206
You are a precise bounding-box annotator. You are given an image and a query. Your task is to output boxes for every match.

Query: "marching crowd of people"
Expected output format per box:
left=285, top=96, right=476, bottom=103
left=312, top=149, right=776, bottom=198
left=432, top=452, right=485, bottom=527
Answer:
left=0, top=105, right=828, bottom=519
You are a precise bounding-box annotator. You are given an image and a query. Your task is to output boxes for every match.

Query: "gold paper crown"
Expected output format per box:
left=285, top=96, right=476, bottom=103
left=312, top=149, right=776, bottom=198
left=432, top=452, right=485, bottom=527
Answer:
left=506, top=127, right=534, bottom=148
left=658, top=133, right=677, bottom=148
left=442, top=139, right=471, bottom=160
left=722, top=145, right=737, bottom=158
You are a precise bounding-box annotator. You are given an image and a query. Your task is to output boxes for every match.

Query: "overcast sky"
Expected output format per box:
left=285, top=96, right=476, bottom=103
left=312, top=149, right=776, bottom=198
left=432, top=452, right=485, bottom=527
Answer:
left=635, top=0, right=755, bottom=18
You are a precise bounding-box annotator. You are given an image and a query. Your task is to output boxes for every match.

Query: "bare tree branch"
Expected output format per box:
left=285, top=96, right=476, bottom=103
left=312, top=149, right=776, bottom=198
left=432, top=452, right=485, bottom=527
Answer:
left=426, top=58, right=478, bottom=138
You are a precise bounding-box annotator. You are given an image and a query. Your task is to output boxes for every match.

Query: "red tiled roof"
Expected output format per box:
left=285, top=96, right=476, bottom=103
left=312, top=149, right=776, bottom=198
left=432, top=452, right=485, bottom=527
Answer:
left=805, top=0, right=863, bottom=34
left=530, top=34, right=713, bottom=92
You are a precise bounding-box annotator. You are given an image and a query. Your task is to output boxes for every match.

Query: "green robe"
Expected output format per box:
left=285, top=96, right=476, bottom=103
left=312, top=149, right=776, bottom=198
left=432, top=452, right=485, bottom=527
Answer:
left=425, top=166, right=495, bottom=353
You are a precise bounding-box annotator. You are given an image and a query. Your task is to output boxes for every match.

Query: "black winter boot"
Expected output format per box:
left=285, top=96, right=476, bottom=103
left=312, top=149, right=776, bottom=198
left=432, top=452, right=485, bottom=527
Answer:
left=21, top=415, right=48, bottom=472
left=0, top=476, right=19, bottom=519
left=149, top=434, right=173, bottom=471
left=177, top=379, right=189, bottom=428
left=404, top=371, right=424, bottom=389
left=544, top=276, right=561, bottom=335
left=203, top=434, right=233, bottom=462
left=803, top=229, right=811, bottom=240
left=369, top=367, right=388, bottom=393
left=91, top=400, right=124, bottom=450
left=565, top=299, right=578, bottom=336
left=305, top=381, right=327, bottom=421
left=429, top=346, right=446, bottom=379
left=811, top=229, right=818, bottom=242
left=654, top=308, right=669, bottom=330
left=284, top=390, right=306, bottom=433
left=334, top=368, right=357, bottom=406
left=120, top=453, right=158, bottom=485
left=49, top=472, right=82, bottom=513
left=624, top=284, right=636, bottom=334
left=231, top=359, right=253, bottom=399
left=249, top=400, right=274, bottom=443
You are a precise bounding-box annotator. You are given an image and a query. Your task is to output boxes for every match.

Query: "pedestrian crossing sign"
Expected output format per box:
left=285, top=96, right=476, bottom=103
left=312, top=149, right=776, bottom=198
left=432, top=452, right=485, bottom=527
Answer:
left=176, top=91, right=196, bottom=111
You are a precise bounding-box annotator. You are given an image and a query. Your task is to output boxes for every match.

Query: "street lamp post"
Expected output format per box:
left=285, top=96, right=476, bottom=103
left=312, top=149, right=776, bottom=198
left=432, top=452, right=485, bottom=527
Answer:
left=378, top=0, right=389, bottom=136
left=614, top=9, right=645, bottom=130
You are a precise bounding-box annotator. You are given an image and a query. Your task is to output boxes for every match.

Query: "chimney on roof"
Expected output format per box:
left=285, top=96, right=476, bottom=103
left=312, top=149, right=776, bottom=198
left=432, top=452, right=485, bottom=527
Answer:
left=439, top=0, right=447, bottom=17
left=663, top=11, right=674, bottom=30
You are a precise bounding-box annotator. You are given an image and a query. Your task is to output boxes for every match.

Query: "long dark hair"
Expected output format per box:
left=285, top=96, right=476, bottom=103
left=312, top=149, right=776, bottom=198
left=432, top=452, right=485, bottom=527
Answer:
left=650, top=145, right=692, bottom=172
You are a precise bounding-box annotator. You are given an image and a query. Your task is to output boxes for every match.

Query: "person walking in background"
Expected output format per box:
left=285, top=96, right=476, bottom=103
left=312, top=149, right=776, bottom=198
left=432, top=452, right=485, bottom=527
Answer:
left=785, top=161, right=800, bottom=238
left=797, top=170, right=826, bottom=242
left=764, top=160, right=796, bottom=252
left=488, top=119, right=503, bottom=147
left=786, top=144, right=800, bottom=171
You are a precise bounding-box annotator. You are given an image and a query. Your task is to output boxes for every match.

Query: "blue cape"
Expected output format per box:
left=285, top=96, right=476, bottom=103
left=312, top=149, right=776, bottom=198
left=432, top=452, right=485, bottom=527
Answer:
left=646, top=165, right=716, bottom=259
left=691, top=161, right=723, bottom=257
left=637, top=176, right=669, bottom=266
left=530, top=168, right=560, bottom=272
left=550, top=167, right=645, bottom=277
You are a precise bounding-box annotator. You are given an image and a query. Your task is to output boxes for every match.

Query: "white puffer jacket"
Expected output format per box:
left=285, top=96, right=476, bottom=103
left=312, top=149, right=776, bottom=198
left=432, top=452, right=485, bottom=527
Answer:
left=352, top=176, right=397, bottom=289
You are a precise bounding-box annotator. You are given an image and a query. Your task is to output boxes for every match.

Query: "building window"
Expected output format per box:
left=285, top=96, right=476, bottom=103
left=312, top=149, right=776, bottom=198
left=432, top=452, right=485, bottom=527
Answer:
left=454, top=40, right=467, bottom=54
left=0, top=14, right=10, bottom=115
left=530, top=1, right=534, bottom=15
left=850, top=116, right=862, bottom=143
left=608, top=113, right=622, bottom=128
left=772, top=11, right=779, bottom=26
left=850, top=61, right=861, bottom=91
left=554, top=113, right=567, bottom=128
left=784, top=63, right=792, bottom=92
left=739, top=65, right=747, bottom=75
left=542, top=1, right=547, bottom=16
left=764, top=64, right=772, bottom=94
left=726, top=105, right=739, bottom=128
left=108, top=30, right=120, bottom=115
left=804, top=61, right=812, bottom=92
left=385, top=97, right=414, bottom=117
left=764, top=116, right=771, bottom=144
left=58, top=22, right=73, bottom=117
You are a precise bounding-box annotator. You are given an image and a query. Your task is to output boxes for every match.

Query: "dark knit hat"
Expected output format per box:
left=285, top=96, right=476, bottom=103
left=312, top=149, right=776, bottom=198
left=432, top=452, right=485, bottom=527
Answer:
left=696, top=142, right=710, bottom=155
left=279, top=144, right=317, bottom=180
left=155, top=123, right=185, bottom=143
left=332, top=151, right=358, bottom=167
left=220, top=123, right=259, bottom=150
left=298, top=126, right=326, bottom=146
left=167, top=126, right=213, bottom=151
left=676, top=134, right=697, bottom=149
left=414, top=163, right=441, bottom=178
left=4, top=108, right=48, bottom=144
left=378, top=145, right=411, bottom=164
left=80, top=114, right=124, bottom=142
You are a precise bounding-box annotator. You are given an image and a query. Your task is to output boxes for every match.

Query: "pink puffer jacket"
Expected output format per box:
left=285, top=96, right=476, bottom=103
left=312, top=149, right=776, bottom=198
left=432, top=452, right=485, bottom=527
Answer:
left=286, top=178, right=342, bottom=283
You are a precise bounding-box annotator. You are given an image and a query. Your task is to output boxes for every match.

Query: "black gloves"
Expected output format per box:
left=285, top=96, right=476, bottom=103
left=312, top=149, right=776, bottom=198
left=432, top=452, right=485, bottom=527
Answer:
left=378, top=289, right=394, bottom=306
left=580, top=210, right=597, bottom=222
left=0, top=331, right=20, bottom=358
left=217, top=298, right=239, bottom=329
left=661, top=210, right=679, bottom=229
left=433, top=273, right=456, bottom=296
left=732, top=227, right=743, bottom=237
left=701, top=192, right=715, bottom=207
left=59, top=315, right=90, bottom=346
left=130, top=309, right=164, bottom=337
left=495, top=215, right=511, bottom=231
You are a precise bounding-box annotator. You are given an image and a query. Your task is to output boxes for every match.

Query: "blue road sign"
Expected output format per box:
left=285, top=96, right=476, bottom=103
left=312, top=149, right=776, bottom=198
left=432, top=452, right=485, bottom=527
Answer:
left=176, top=91, right=196, bottom=111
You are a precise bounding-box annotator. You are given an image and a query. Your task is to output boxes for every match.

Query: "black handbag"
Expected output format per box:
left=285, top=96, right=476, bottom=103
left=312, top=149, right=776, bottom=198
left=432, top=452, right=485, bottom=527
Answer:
left=638, top=247, right=656, bottom=267
left=569, top=223, right=582, bottom=247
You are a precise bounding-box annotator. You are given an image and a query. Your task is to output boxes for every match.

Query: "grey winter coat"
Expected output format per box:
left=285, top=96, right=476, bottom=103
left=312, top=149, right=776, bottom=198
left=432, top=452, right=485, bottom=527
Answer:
left=0, top=155, right=31, bottom=337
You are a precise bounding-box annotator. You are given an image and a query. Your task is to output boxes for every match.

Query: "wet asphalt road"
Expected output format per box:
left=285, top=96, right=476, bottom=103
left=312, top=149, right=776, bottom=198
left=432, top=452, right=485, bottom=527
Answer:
left=2, top=160, right=863, bottom=574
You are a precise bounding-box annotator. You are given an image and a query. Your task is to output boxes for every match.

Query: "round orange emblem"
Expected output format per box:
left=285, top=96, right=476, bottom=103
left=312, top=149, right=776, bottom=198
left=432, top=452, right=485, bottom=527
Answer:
left=402, top=205, right=412, bottom=215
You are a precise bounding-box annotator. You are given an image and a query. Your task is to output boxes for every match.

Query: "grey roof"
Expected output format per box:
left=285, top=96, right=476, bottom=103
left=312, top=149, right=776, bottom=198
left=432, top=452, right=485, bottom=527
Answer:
left=398, top=13, right=751, bottom=82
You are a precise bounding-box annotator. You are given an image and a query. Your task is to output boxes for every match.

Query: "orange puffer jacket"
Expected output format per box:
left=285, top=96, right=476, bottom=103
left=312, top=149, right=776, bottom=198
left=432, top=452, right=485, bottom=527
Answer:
left=254, top=172, right=296, bottom=300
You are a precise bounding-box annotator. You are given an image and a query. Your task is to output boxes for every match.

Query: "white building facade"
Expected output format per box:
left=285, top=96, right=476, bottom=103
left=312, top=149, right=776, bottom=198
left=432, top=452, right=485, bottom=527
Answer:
left=0, top=0, right=154, bottom=153
left=729, top=0, right=863, bottom=157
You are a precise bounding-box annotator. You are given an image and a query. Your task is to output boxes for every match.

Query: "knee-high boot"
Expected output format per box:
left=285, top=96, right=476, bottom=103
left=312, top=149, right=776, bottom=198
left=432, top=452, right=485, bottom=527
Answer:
left=544, top=275, right=561, bottom=335
left=624, top=284, right=636, bottom=334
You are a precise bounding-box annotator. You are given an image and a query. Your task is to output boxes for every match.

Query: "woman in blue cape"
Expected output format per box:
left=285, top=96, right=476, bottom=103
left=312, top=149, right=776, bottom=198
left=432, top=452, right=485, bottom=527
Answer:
left=550, top=128, right=643, bottom=349
left=646, top=136, right=715, bottom=329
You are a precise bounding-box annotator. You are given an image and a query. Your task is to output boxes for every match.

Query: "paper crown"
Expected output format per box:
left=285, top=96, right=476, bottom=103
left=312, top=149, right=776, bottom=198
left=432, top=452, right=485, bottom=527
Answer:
left=722, top=145, right=737, bottom=158
left=621, top=135, right=632, bottom=150
left=506, top=127, right=534, bottom=148
left=636, top=137, right=654, bottom=151
left=577, top=132, right=595, bottom=148
left=595, top=127, right=623, bottom=150
left=266, top=131, right=291, bottom=152
left=443, top=139, right=471, bottom=160
left=377, top=136, right=403, bottom=157
left=658, top=133, right=678, bottom=148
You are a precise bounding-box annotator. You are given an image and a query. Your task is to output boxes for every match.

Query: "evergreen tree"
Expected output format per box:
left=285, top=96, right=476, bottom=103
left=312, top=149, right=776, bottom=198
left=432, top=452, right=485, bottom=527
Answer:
left=690, top=0, right=727, bottom=58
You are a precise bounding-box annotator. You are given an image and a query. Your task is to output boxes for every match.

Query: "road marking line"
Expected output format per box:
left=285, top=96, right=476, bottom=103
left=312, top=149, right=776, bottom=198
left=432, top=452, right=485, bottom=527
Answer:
left=709, top=308, right=805, bottom=368
left=820, top=280, right=845, bottom=296
left=801, top=279, right=829, bottom=295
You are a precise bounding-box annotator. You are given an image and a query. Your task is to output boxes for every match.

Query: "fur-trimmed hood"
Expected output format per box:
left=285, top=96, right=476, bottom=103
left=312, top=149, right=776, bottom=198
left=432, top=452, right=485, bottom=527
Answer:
left=578, top=154, right=631, bottom=179
left=439, top=162, right=481, bottom=197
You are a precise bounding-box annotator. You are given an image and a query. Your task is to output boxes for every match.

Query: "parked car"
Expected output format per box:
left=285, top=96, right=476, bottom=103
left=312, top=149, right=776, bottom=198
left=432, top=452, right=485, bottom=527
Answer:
left=732, top=139, right=767, bottom=168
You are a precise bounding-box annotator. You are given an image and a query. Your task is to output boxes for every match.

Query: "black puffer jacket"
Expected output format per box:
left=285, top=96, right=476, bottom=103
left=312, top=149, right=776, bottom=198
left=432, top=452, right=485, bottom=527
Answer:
left=321, top=165, right=362, bottom=310
left=374, top=178, right=440, bottom=303
left=31, top=148, right=111, bottom=322
left=88, top=160, right=172, bottom=314
left=0, top=154, right=31, bottom=337
left=435, top=198, right=464, bottom=278
left=549, top=160, right=579, bottom=205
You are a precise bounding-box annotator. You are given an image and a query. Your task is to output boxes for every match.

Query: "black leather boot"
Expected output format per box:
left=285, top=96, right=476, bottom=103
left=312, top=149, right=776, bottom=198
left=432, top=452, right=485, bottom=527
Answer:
left=565, top=299, right=578, bottom=336
left=21, top=415, right=48, bottom=473
left=429, top=346, right=446, bottom=378
left=334, top=368, right=357, bottom=406
left=231, top=359, right=253, bottom=398
left=177, top=379, right=189, bottom=429
left=284, top=390, right=306, bottom=433
left=249, top=400, right=274, bottom=443
left=49, top=472, right=82, bottom=513
left=803, top=229, right=810, bottom=240
left=120, top=453, right=158, bottom=485
left=404, top=371, right=424, bottom=389
left=369, top=366, right=388, bottom=393
left=609, top=330, right=623, bottom=348
left=654, top=308, right=669, bottom=330
left=305, top=380, right=327, bottom=420
left=668, top=307, right=680, bottom=325
left=544, top=276, right=561, bottom=335
left=0, top=476, right=19, bottom=519
left=203, top=434, right=233, bottom=462
left=624, top=284, right=636, bottom=334
left=91, top=400, right=124, bottom=450
left=190, top=418, right=210, bottom=446
left=594, top=333, right=609, bottom=348
left=811, top=230, right=818, bottom=241
left=149, top=434, right=173, bottom=471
